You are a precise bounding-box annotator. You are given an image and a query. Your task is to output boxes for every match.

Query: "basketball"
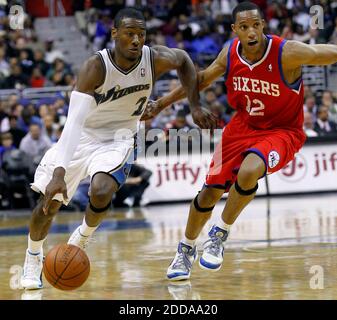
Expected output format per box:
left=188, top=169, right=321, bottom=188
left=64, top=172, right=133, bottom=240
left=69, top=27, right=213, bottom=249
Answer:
left=43, top=244, right=90, bottom=291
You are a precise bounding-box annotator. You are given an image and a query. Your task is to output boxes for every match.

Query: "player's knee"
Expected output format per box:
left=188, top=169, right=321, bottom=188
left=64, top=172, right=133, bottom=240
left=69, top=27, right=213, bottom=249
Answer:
left=90, top=188, right=113, bottom=207
left=237, top=166, right=260, bottom=187
left=90, top=176, right=116, bottom=207
left=195, top=188, right=223, bottom=210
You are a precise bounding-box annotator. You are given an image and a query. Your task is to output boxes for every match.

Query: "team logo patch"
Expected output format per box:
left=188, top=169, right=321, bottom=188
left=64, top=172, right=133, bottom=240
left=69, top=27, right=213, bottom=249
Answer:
left=141, top=68, right=145, bottom=77
left=268, top=151, right=280, bottom=168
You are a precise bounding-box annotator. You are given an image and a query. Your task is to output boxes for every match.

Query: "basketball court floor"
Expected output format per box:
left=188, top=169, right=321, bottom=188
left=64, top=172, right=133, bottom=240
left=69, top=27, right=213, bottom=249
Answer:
left=0, top=193, right=336, bottom=300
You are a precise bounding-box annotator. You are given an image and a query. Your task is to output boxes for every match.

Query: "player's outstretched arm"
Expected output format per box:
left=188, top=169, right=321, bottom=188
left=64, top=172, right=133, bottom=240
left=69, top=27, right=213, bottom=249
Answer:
left=283, top=41, right=337, bottom=69
left=43, top=55, right=104, bottom=214
left=151, top=45, right=216, bottom=129
left=141, top=45, right=228, bottom=121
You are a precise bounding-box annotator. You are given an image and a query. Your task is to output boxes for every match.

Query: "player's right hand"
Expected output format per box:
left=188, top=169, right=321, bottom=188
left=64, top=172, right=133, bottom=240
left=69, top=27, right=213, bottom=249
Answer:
left=43, top=177, right=68, bottom=215
left=191, top=107, right=218, bottom=130
left=140, top=100, right=163, bottom=121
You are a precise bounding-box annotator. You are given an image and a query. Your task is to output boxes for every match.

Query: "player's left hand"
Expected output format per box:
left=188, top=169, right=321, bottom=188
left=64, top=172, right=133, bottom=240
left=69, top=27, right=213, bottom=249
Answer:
left=191, top=107, right=218, bottom=129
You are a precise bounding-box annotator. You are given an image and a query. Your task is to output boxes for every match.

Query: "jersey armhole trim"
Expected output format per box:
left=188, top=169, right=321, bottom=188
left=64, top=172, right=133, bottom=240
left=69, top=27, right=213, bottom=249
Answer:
left=149, top=47, right=155, bottom=89
left=223, top=39, right=234, bottom=82
left=278, top=39, right=302, bottom=90
left=94, top=52, right=106, bottom=91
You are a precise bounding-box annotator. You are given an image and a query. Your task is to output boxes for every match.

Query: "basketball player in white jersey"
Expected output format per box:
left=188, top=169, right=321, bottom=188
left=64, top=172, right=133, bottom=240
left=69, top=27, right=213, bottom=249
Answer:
left=21, top=8, right=217, bottom=290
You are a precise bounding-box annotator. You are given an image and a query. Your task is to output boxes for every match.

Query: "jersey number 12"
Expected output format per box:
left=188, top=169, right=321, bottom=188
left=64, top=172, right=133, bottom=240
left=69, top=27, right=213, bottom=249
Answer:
left=245, top=95, right=265, bottom=116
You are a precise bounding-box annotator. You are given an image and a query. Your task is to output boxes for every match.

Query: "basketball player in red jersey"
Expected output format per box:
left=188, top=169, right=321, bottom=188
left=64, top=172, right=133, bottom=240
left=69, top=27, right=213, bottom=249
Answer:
left=142, top=1, right=337, bottom=280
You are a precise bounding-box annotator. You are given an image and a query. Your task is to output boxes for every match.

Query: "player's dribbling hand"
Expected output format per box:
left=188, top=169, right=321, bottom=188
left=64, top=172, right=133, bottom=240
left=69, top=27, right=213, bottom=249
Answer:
left=191, top=107, right=218, bottom=130
left=43, top=175, right=68, bottom=214
left=140, top=100, right=162, bottom=121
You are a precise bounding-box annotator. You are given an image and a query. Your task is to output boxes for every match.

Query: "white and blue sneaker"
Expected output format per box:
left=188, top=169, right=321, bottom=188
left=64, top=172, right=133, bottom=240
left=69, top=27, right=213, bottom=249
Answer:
left=167, top=242, right=198, bottom=281
left=68, top=226, right=92, bottom=251
left=199, top=225, right=229, bottom=271
left=21, top=249, right=43, bottom=290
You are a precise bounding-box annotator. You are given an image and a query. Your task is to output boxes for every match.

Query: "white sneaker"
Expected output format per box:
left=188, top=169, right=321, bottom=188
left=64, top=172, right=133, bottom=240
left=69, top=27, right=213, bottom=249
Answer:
left=67, top=226, right=91, bottom=250
left=21, top=249, right=43, bottom=290
left=167, top=242, right=197, bottom=281
left=199, top=225, right=228, bottom=271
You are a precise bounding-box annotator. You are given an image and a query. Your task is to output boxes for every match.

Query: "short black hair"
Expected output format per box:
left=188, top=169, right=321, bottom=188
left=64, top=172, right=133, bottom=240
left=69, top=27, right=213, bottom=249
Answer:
left=232, top=1, right=263, bottom=23
left=114, top=8, right=145, bottom=28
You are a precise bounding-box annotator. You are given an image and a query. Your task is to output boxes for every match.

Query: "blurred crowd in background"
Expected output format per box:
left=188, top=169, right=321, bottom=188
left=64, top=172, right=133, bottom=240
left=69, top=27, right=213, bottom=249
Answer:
left=0, top=0, right=337, bottom=209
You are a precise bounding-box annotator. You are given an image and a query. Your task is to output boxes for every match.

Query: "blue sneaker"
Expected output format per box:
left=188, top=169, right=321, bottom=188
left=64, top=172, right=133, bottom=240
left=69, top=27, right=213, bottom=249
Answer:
left=199, top=225, right=229, bottom=271
left=167, top=242, right=197, bottom=281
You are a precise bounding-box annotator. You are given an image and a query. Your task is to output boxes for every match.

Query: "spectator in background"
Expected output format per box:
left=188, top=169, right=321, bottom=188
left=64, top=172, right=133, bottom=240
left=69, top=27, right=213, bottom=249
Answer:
left=30, top=67, right=45, bottom=88
left=44, top=40, right=64, bottom=64
left=17, top=107, right=43, bottom=133
left=314, top=105, right=337, bottom=137
left=5, top=64, right=29, bottom=89
left=0, top=45, right=10, bottom=80
left=8, top=115, right=26, bottom=148
left=112, top=163, right=153, bottom=208
left=19, top=123, right=52, bottom=159
left=303, top=95, right=318, bottom=122
left=303, top=111, right=318, bottom=137
left=0, top=132, right=16, bottom=165
left=19, top=49, right=34, bottom=76
left=33, top=49, right=50, bottom=75
left=42, top=114, right=58, bottom=143
left=321, top=90, right=337, bottom=124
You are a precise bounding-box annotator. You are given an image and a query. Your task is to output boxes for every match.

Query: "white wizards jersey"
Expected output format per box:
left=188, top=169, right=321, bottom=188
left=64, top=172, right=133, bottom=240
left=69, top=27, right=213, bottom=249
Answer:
left=82, top=45, right=154, bottom=142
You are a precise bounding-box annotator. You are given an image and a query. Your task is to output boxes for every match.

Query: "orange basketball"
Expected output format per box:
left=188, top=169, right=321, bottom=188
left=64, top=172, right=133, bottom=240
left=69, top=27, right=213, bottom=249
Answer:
left=43, top=244, right=90, bottom=291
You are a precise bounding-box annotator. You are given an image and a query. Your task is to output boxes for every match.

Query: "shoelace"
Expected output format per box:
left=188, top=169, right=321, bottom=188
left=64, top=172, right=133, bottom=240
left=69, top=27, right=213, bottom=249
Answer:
left=69, top=229, right=96, bottom=249
left=204, top=237, right=223, bottom=256
left=172, top=251, right=193, bottom=271
left=24, top=254, right=41, bottom=278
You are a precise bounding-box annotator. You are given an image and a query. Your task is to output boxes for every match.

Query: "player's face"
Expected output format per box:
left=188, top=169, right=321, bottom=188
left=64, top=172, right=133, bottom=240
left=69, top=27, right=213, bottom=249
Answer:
left=112, top=18, right=146, bottom=62
left=231, top=10, right=265, bottom=54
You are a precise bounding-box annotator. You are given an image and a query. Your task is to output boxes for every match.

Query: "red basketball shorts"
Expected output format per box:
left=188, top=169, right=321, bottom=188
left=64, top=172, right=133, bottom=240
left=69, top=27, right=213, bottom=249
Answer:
left=205, top=124, right=306, bottom=191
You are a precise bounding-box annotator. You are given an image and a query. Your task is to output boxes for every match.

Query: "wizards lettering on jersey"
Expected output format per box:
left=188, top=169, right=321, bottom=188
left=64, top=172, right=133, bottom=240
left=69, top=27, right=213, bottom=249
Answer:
left=94, top=83, right=151, bottom=105
left=232, top=76, right=280, bottom=97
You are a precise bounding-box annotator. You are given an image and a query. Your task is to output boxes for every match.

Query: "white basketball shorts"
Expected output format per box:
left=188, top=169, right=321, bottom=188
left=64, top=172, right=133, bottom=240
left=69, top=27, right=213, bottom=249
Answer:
left=31, top=134, right=136, bottom=205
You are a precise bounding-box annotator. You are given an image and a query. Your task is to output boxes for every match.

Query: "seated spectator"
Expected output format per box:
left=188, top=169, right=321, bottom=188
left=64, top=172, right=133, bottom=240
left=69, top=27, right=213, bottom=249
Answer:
left=33, top=49, right=50, bottom=75
left=19, top=123, right=52, bottom=159
left=17, top=107, right=43, bottom=133
left=303, top=111, right=318, bottom=137
left=8, top=115, right=26, bottom=148
left=44, top=40, right=64, bottom=64
left=5, top=64, right=29, bottom=89
left=42, top=114, right=58, bottom=142
left=303, top=95, right=318, bottom=121
left=112, top=163, right=153, bottom=208
left=321, top=90, right=337, bottom=124
left=30, top=67, right=45, bottom=88
left=314, top=105, right=337, bottom=136
left=0, top=132, right=16, bottom=165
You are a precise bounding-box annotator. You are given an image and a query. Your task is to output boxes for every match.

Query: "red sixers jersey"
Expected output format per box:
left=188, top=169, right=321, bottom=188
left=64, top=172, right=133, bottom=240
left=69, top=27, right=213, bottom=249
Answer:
left=224, top=35, right=304, bottom=132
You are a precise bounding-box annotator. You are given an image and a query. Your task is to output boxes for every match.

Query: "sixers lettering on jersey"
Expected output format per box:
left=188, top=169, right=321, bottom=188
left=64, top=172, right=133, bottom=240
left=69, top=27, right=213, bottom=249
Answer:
left=225, top=35, right=304, bottom=131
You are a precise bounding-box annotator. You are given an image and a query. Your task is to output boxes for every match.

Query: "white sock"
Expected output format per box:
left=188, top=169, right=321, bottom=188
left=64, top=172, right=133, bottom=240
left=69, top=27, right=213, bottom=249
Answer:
left=28, top=234, right=45, bottom=254
left=181, top=236, right=196, bottom=247
left=216, top=219, right=232, bottom=233
left=79, top=217, right=99, bottom=237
